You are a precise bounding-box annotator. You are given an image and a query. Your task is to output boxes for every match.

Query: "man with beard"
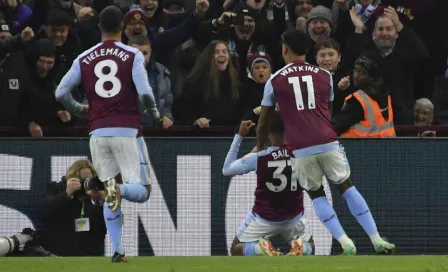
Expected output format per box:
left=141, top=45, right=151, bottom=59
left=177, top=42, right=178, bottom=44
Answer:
left=123, top=8, right=148, bottom=39
left=332, top=51, right=396, bottom=137
left=346, top=5, right=428, bottom=125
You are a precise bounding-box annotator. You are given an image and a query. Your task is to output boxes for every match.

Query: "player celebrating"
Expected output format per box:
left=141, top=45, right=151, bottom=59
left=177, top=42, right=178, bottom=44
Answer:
left=222, top=112, right=314, bottom=256
left=255, top=30, right=395, bottom=255
left=55, top=6, right=159, bottom=262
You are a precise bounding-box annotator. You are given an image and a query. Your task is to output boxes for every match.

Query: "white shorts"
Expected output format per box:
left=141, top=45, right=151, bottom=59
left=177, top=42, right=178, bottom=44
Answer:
left=291, top=148, right=350, bottom=191
left=89, top=137, right=151, bottom=186
left=236, top=212, right=312, bottom=243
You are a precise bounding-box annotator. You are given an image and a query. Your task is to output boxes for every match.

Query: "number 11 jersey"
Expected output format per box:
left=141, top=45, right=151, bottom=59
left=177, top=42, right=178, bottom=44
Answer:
left=261, top=60, right=338, bottom=150
left=78, top=40, right=143, bottom=133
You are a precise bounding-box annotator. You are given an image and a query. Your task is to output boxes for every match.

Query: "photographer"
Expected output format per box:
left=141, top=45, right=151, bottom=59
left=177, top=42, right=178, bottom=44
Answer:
left=35, top=159, right=106, bottom=256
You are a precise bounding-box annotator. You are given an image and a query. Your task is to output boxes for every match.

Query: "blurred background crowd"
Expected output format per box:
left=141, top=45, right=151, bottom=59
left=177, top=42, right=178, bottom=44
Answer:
left=0, top=0, right=447, bottom=137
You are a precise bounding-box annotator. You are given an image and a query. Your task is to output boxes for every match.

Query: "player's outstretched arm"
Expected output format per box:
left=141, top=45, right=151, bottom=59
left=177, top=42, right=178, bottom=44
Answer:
left=132, top=51, right=160, bottom=119
left=55, top=58, right=87, bottom=118
left=222, top=121, right=257, bottom=176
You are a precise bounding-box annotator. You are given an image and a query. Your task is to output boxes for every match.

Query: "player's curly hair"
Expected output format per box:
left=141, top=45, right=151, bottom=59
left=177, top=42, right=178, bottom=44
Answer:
left=66, top=160, right=97, bottom=180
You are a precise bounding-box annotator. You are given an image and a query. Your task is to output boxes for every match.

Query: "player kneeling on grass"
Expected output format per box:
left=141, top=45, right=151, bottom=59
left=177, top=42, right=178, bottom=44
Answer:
left=222, top=111, right=314, bottom=256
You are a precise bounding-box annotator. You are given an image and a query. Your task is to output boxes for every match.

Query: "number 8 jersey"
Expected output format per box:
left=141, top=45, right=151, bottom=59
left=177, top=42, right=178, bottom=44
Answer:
left=253, top=146, right=304, bottom=221
left=261, top=61, right=338, bottom=150
left=78, top=40, right=144, bottom=132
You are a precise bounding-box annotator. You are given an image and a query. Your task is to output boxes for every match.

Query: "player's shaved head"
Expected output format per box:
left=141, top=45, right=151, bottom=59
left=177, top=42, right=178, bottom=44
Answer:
left=99, top=6, right=123, bottom=35
left=282, top=30, right=308, bottom=56
left=269, top=111, right=284, bottom=137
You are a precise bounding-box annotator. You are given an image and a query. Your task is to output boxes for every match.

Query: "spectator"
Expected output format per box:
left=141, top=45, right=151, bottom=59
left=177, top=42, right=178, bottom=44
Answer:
left=128, top=35, right=174, bottom=128
left=413, top=98, right=436, bottom=137
left=21, top=39, right=73, bottom=137
left=56, top=0, right=84, bottom=24
left=197, top=4, right=285, bottom=81
left=123, top=8, right=148, bottom=40
left=0, top=27, right=33, bottom=130
left=345, top=6, right=428, bottom=125
left=35, top=9, right=83, bottom=69
left=332, top=51, right=396, bottom=137
left=235, top=51, right=272, bottom=134
left=314, top=38, right=353, bottom=116
left=36, top=159, right=106, bottom=256
left=304, top=4, right=352, bottom=65
left=240, top=51, right=272, bottom=115
left=172, top=40, right=241, bottom=127
left=287, top=0, right=314, bottom=31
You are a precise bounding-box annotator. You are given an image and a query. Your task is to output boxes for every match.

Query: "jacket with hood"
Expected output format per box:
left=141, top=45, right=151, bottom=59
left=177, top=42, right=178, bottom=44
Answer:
left=21, top=39, right=73, bottom=127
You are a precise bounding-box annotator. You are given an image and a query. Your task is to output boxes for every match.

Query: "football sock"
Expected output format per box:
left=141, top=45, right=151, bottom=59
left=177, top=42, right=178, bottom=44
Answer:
left=243, top=242, right=263, bottom=256
left=338, top=234, right=354, bottom=249
left=302, top=241, right=313, bottom=255
left=103, top=205, right=124, bottom=255
left=119, top=183, right=148, bottom=203
left=312, top=196, right=346, bottom=240
left=343, top=186, right=379, bottom=238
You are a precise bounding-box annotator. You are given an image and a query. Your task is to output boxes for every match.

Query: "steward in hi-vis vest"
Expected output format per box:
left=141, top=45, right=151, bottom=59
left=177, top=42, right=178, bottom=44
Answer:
left=332, top=51, right=396, bottom=137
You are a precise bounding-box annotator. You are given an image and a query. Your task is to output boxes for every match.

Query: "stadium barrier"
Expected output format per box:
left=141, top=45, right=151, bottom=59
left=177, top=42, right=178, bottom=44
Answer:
left=0, top=137, right=446, bottom=256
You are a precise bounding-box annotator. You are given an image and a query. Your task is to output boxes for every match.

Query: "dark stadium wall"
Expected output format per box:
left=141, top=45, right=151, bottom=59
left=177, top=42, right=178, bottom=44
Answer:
left=0, top=138, right=446, bottom=256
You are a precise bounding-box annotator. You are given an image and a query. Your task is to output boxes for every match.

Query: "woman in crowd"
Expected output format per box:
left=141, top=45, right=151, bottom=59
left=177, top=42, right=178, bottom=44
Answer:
left=173, top=40, right=241, bottom=128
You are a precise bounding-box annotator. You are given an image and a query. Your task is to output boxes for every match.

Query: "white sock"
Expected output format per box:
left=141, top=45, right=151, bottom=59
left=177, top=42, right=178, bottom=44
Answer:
left=369, top=233, right=383, bottom=245
left=338, top=234, right=354, bottom=248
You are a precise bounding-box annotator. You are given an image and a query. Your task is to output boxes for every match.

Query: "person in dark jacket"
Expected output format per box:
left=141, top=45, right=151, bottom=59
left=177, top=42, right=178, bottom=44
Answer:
left=36, top=159, right=106, bottom=256
left=128, top=35, right=174, bottom=128
left=234, top=51, right=272, bottom=135
left=332, top=51, right=391, bottom=136
left=21, top=39, right=74, bottom=137
left=34, top=9, right=83, bottom=70
left=0, top=27, right=33, bottom=130
left=345, top=5, right=428, bottom=124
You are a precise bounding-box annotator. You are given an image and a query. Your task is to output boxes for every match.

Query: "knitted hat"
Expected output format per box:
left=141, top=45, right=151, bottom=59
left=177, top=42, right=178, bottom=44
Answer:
left=247, top=51, right=272, bottom=76
left=306, top=5, right=333, bottom=28
left=124, top=8, right=148, bottom=26
left=355, top=51, right=382, bottom=79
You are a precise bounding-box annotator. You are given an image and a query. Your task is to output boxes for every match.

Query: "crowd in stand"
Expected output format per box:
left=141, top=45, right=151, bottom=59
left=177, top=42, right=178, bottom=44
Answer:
left=0, top=0, right=447, bottom=137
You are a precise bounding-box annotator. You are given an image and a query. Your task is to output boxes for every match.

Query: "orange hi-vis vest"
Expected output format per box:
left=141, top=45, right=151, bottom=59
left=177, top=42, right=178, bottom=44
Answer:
left=340, top=90, right=396, bottom=137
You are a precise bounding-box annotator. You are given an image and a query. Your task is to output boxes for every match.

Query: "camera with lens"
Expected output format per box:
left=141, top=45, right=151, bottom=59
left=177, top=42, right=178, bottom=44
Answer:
left=75, top=176, right=104, bottom=197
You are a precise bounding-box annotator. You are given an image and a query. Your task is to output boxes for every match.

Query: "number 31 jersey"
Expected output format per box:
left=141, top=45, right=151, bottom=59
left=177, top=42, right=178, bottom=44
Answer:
left=253, top=147, right=304, bottom=221
left=78, top=40, right=142, bottom=132
left=261, top=61, right=338, bottom=150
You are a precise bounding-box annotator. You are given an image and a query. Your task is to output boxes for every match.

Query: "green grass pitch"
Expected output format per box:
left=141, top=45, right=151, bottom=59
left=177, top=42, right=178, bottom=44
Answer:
left=2, top=256, right=448, bottom=272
